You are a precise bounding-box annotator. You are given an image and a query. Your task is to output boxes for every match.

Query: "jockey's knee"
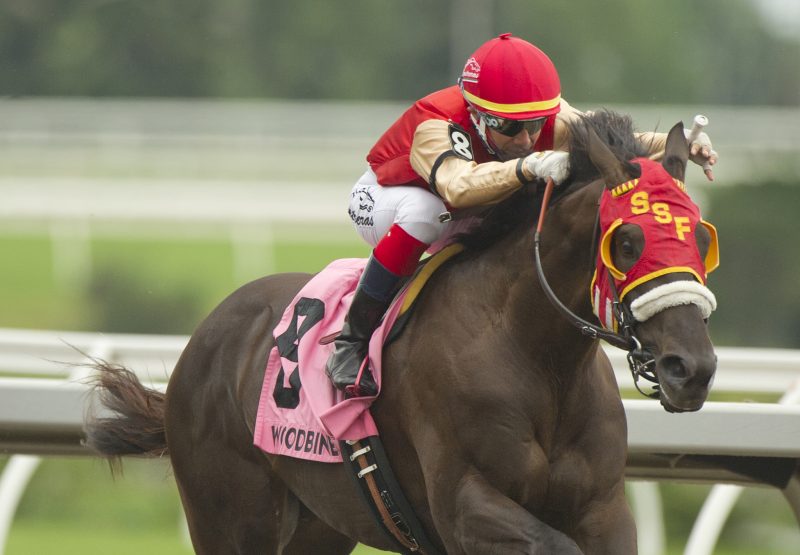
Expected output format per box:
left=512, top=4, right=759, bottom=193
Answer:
left=349, top=177, right=448, bottom=247
left=393, top=191, right=448, bottom=245
left=394, top=219, right=444, bottom=246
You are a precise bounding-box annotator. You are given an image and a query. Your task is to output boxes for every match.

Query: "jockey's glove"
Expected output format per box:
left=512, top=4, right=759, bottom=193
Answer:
left=683, top=128, right=718, bottom=169
left=523, top=150, right=570, bottom=186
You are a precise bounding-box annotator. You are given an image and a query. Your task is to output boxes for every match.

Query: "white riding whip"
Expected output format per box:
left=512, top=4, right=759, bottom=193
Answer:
left=648, top=114, right=713, bottom=180
left=686, top=114, right=714, bottom=180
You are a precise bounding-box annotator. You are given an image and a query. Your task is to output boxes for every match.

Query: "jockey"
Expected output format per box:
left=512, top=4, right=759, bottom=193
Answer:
left=326, top=32, right=717, bottom=396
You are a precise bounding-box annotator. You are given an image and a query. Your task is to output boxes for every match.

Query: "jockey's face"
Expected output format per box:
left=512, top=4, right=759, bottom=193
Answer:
left=488, top=126, right=542, bottom=161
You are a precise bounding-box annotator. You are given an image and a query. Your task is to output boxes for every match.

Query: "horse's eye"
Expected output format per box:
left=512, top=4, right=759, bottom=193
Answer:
left=610, top=224, right=644, bottom=273
left=621, top=240, right=635, bottom=257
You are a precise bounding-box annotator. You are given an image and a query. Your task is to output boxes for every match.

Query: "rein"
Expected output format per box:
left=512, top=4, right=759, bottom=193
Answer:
left=533, top=178, right=660, bottom=399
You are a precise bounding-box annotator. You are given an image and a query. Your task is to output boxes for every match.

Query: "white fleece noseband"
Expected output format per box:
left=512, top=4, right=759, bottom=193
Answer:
left=629, top=280, right=717, bottom=322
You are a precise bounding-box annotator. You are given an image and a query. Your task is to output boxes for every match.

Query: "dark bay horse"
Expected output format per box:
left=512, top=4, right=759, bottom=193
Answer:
left=85, top=111, right=718, bottom=554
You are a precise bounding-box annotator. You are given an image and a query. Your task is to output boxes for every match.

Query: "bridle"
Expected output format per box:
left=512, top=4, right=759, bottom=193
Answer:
left=533, top=178, right=660, bottom=399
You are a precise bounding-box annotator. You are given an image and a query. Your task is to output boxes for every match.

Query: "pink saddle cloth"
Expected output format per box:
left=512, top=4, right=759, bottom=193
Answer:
left=253, top=258, right=407, bottom=463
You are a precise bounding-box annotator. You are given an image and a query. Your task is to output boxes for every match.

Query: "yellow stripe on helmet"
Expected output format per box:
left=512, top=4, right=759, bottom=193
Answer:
left=462, top=89, right=561, bottom=114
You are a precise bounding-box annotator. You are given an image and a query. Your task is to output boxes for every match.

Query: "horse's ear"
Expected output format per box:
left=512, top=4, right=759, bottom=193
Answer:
left=662, top=121, right=689, bottom=182
left=587, top=125, right=631, bottom=188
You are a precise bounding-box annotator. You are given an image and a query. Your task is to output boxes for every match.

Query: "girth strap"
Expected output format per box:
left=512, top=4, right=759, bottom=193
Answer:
left=340, top=437, right=444, bottom=555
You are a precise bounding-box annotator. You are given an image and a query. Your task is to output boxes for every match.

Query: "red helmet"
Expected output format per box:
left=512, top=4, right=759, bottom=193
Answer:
left=460, top=33, right=561, bottom=120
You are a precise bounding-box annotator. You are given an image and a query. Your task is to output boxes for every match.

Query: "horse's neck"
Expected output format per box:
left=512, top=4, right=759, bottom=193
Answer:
left=542, top=181, right=603, bottom=310
left=498, top=181, right=602, bottom=363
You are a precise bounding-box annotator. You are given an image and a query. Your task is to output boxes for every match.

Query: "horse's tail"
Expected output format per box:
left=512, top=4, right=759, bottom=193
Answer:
left=84, top=361, right=168, bottom=471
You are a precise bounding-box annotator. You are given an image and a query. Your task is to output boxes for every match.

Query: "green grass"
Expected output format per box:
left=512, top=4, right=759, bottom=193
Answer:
left=6, top=522, right=195, bottom=555
left=0, top=235, right=84, bottom=329
left=3, top=519, right=793, bottom=555
left=0, top=232, right=369, bottom=332
left=6, top=523, right=393, bottom=554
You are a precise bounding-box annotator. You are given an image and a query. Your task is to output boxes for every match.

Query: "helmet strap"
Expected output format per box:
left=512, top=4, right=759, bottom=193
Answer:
left=469, top=110, right=497, bottom=156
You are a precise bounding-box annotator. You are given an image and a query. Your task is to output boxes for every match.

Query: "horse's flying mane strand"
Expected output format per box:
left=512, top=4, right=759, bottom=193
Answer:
left=563, top=109, right=648, bottom=187
left=456, top=110, right=649, bottom=253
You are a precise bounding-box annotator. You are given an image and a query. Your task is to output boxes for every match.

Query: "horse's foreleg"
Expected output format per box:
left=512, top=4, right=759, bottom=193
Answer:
left=434, top=470, right=584, bottom=555
left=572, top=483, right=637, bottom=555
left=282, top=502, right=358, bottom=555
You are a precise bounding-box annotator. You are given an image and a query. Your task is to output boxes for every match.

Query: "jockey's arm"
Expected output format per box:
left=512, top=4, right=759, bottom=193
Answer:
left=552, top=99, right=666, bottom=157
left=631, top=129, right=718, bottom=180
left=554, top=102, right=717, bottom=178
left=409, top=119, right=534, bottom=209
left=635, top=131, right=669, bottom=160
left=551, top=98, right=584, bottom=150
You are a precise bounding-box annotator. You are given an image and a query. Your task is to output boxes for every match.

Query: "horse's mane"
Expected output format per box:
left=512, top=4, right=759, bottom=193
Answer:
left=456, top=109, right=649, bottom=252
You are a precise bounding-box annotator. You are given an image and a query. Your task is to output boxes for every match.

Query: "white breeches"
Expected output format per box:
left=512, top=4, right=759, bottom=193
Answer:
left=348, top=168, right=475, bottom=250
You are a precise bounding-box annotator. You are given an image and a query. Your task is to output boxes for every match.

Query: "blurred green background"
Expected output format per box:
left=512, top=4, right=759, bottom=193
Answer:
left=1, top=0, right=799, bottom=553
left=2, top=0, right=798, bottom=104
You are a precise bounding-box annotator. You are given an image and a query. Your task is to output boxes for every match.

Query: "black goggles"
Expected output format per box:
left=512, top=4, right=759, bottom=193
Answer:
left=478, top=112, right=547, bottom=137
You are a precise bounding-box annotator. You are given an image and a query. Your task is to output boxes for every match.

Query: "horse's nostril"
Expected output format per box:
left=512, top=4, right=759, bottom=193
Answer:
left=660, top=355, right=688, bottom=380
left=660, top=354, right=716, bottom=388
left=696, top=371, right=713, bottom=388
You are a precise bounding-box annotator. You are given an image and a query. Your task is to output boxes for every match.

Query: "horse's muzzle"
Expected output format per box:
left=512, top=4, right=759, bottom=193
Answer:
left=656, top=352, right=717, bottom=413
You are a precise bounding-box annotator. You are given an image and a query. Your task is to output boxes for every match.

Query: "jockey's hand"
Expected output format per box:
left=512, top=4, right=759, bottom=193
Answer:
left=524, top=150, right=570, bottom=186
left=684, top=128, right=718, bottom=181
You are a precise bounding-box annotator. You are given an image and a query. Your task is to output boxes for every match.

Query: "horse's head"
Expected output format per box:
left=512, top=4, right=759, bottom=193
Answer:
left=587, top=122, right=720, bottom=412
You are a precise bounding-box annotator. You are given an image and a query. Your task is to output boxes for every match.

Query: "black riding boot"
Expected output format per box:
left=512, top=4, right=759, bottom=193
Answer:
left=326, top=256, right=400, bottom=397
